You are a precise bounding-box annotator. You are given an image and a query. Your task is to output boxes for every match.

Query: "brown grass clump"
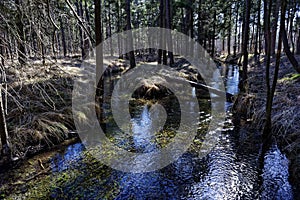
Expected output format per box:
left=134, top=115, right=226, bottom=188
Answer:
left=3, top=60, right=76, bottom=158
left=244, top=55, right=300, bottom=196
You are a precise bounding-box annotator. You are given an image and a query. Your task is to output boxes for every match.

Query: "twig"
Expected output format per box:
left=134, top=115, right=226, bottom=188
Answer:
left=25, top=167, right=51, bottom=182
left=65, top=0, right=95, bottom=44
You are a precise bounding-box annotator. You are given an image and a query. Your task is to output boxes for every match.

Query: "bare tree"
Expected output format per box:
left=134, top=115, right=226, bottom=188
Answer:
left=0, top=86, right=9, bottom=156
left=15, top=0, right=26, bottom=65
left=240, top=0, right=251, bottom=91
left=282, top=28, right=300, bottom=73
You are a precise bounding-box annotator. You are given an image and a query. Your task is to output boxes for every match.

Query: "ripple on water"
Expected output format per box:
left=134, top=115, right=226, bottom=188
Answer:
left=187, top=131, right=261, bottom=200
left=261, top=145, right=293, bottom=200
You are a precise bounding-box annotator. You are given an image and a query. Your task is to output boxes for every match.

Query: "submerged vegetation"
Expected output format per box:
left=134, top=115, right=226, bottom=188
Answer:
left=0, top=0, right=300, bottom=198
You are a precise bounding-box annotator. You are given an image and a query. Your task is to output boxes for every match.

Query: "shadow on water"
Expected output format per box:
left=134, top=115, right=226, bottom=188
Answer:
left=15, top=65, right=293, bottom=199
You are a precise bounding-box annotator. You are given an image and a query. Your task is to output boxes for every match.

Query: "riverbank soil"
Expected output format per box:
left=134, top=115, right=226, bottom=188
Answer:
left=234, top=55, right=300, bottom=198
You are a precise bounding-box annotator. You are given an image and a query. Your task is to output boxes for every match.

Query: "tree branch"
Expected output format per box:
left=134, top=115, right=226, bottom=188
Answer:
left=65, top=0, right=95, bottom=44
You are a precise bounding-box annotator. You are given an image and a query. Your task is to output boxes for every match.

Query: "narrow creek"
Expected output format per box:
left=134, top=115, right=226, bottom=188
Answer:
left=1, top=65, right=294, bottom=199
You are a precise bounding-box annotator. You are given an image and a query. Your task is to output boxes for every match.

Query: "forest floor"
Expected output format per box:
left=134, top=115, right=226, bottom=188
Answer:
left=234, top=54, right=300, bottom=198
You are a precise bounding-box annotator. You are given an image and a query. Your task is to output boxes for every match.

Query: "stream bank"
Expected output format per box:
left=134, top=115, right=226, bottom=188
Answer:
left=0, top=58, right=292, bottom=200
left=232, top=54, right=300, bottom=199
left=0, top=56, right=296, bottom=199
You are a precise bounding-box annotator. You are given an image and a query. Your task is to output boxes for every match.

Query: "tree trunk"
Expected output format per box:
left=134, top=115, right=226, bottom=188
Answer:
left=84, top=0, right=91, bottom=57
left=263, top=0, right=272, bottom=136
left=0, top=35, right=4, bottom=67
left=15, top=0, right=26, bottom=65
left=240, top=0, right=251, bottom=92
left=188, top=0, right=194, bottom=56
left=95, top=0, right=103, bottom=82
left=158, top=0, right=164, bottom=64
left=270, top=0, right=280, bottom=56
left=57, top=2, right=67, bottom=57
left=95, top=0, right=104, bottom=128
left=116, top=0, right=123, bottom=58
left=255, top=0, right=261, bottom=56
left=296, top=29, right=300, bottom=55
left=0, top=86, right=9, bottom=154
left=240, top=5, right=245, bottom=55
left=227, top=7, right=232, bottom=55
left=264, top=0, right=285, bottom=137
left=234, top=3, right=239, bottom=55
left=288, top=1, right=296, bottom=54
left=197, top=0, right=202, bottom=45
left=282, top=29, right=300, bottom=73
left=264, top=0, right=271, bottom=54
left=260, top=1, right=286, bottom=193
left=165, top=0, right=174, bottom=65
left=76, top=0, right=86, bottom=59
left=108, top=3, right=113, bottom=56
left=212, top=10, right=216, bottom=57
left=125, top=0, right=136, bottom=69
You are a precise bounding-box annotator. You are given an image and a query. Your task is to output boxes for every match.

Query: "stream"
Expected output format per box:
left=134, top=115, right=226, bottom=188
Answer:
left=1, top=65, right=294, bottom=199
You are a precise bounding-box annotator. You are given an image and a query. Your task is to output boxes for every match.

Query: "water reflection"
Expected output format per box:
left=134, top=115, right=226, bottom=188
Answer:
left=262, top=145, right=293, bottom=200
left=51, top=143, right=85, bottom=172
left=47, top=65, right=293, bottom=199
left=224, top=65, right=239, bottom=111
left=131, top=105, right=157, bottom=152
left=226, top=65, right=239, bottom=95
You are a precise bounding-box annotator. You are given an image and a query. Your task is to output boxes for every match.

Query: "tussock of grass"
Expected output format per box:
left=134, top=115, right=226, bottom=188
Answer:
left=242, top=55, right=300, bottom=194
left=4, top=61, right=76, bottom=157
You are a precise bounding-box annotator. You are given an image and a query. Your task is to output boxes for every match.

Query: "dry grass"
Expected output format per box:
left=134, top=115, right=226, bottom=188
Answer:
left=2, top=60, right=77, bottom=157
left=239, top=55, right=300, bottom=194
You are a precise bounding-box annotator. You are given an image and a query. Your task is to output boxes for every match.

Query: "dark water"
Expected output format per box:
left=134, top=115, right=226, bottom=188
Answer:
left=32, top=65, right=294, bottom=199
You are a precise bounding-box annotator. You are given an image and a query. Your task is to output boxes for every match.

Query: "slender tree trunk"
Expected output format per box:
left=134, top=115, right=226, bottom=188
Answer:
left=255, top=0, right=261, bottom=57
left=0, top=35, right=4, bottom=67
left=84, top=0, right=91, bottom=57
left=259, top=2, right=286, bottom=193
left=227, top=7, right=232, bottom=55
left=197, top=0, right=202, bottom=45
left=125, top=0, right=136, bottom=68
left=95, top=0, right=104, bottom=129
left=188, top=0, right=194, bottom=56
left=116, top=0, right=123, bottom=58
left=15, top=0, right=26, bottom=65
left=240, top=0, right=251, bottom=92
left=250, top=22, right=255, bottom=53
left=296, top=29, right=300, bottom=55
left=262, top=0, right=273, bottom=143
left=0, top=86, right=9, bottom=154
left=212, top=10, right=216, bottom=57
left=56, top=0, right=67, bottom=57
left=240, top=5, right=245, bottom=55
left=288, top=1, right=296, bottom=54
left=234, top=3, right=239, bottom=55
left=282, top=29, right=300, bottom=73
left=158, top=0, right=164, bottom=64
left=76, top=0, right=86, bottom=59
left=60, top=17, right=67, bottom=57
left=95, top=0, right=103, bottom=79
left=165, top=0, right=174, bottom=65
left=108, top=3, right=113, bottom=56
left=270, top=0, right=280, bottom=56
left=238, top=19, right=242, bottom=53
left=162, top=0, right=167, bottom=65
